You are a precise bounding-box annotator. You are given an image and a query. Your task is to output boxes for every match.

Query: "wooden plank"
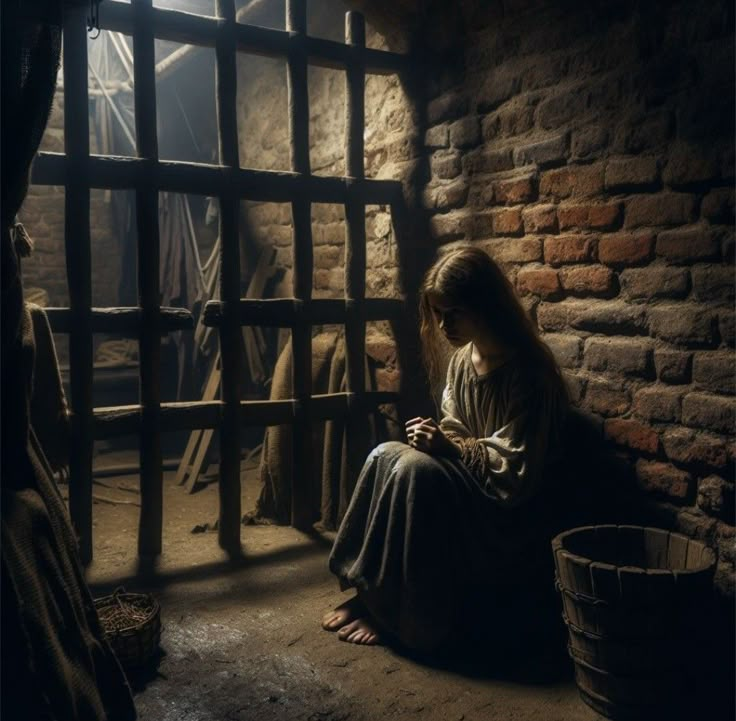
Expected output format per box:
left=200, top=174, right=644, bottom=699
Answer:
left=32, top=152, right=403, bottom=205
left=215, top=0, right=242, bottom=554
left=174, top=352, right=221, bottom=485
left=203, top=297, right=404, bottom=328
left=133, top=0, right=163, bottom=559
left=44, top=306, right=193, bottom=335
left=98, top=1, right=409, bottom=76
left=63, top=4, right=94, bottom=565
left=643, top=526, right=670, bottom=570
left=287, top=0, right=315, bottom=531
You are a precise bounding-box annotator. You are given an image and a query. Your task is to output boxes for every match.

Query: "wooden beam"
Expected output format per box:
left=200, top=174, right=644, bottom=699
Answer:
left=31, top=152, right=403, bottom=205
left=202, top=297, right=404, bottom=327
left=91, top=391, right=400, bottom=439
left=215, top=0, right=242, bottom=554
left=133, top=0, right=163, bottom=559
left=98, top=0, right=408, bottom=76
left=344, top=11, right=369, bottom=502
left=63, top=4, right=94, bottom=565
left=287, top=0, right=315, bottom=531
left=44, top=306, right=193, bottom=335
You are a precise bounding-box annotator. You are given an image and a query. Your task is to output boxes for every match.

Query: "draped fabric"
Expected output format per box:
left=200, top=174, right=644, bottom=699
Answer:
left=2, top=3, right=136, bottom=718
left=328, top=344, right=568, bottom=651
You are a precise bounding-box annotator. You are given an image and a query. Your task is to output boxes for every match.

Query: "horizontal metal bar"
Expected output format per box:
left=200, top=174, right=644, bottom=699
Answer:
left=98, top=2, right=407, bottom=75
left=31, top=153, right=402, bottom=204
left=202, top=297, right=404, bottom=327
left=45, top=306, right=193, bottom=335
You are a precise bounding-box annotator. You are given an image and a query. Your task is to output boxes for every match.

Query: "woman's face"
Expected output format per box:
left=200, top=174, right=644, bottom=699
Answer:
left=427, top=292, right=487, bottom=347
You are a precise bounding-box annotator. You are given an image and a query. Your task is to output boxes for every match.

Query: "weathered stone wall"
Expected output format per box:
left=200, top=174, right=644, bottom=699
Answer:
left=20, top=88, right=121, bottom=310
left=236, top=0, right=416, bottom=306
left=420, top=0, right=734, bottom=593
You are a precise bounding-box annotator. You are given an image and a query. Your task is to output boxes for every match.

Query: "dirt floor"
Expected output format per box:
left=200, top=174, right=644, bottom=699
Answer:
left=83, top=450, right=605, bottom=721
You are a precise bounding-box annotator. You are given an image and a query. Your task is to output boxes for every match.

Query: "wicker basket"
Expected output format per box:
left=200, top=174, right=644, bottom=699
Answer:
left=94, top=588, right=161, bottom=670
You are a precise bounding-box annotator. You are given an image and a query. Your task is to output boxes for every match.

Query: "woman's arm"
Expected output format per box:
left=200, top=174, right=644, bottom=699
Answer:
left=454, top=380, right=565, bottom=508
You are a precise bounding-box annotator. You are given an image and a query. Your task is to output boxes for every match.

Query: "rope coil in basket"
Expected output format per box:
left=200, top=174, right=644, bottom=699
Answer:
left=94, top=587, right=161, bottom=670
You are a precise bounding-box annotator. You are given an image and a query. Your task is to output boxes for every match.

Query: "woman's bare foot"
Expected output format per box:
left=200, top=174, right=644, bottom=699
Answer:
left=321, top=596, right=364, bottom=632
left=337, top=617, right=381, bottom=645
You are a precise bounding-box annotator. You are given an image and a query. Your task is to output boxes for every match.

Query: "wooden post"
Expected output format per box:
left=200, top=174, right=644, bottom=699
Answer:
left=63, top=5, right=94, bottom=564
left=215, top=0, right=243, bottom=553
left=133, top=0, right=163, bottom=558
left=344, top=11, right=368, bottom=494
left=287, top=0, right=315, bottom=530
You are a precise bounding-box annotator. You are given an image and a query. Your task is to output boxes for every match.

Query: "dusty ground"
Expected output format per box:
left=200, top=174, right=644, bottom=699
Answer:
left=83, top=451, right=604, bottom=721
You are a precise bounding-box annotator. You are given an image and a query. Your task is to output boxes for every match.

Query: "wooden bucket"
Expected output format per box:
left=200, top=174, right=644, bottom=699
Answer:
left=552, top=525, right=716, bottom=720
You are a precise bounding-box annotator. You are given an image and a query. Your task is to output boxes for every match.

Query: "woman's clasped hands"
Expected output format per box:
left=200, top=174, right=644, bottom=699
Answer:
left=404, top=417, right=460, bottom=458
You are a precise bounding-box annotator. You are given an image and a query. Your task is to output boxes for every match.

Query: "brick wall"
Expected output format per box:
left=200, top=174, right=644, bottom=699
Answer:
left=236, top=0, right=415, bottom=305
left=419, top=0, right=734, bottom=593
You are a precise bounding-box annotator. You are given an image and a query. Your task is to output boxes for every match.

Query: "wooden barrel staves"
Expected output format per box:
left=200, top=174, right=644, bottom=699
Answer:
left=552, top=525, right=716, bottom=721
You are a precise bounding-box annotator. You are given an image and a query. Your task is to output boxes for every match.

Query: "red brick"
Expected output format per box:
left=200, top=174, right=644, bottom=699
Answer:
left=682, top=392, right=736, bottom=434
left=539, top=163, right=605, bottom=199
left=537, top=301, right=576, bottom=331
left=624, top=192, right=697, bottom=228
left=604, top=156, right=659, bottom=190
left=572, top=125, right=608, bottom=160
left=449, top=116, right=481, bottom=149
left=598, top=232, right=655, bottom=266
left=584, top=379, right=631, bottom=417
left=696, top=475, right=731, bottom=517
left=516, top=266, right=561, bottom=298
left=543, top=333, right=582, bottom=368
left=424, top=124, right=449, bottom=149
left=522, top=204, right=558, bottom=233
left=544, top=234, right=596, bottom=265
left=512, top=132, right=569, bottom=168
left=572, top=300, right=648, bottom=334
left=648, top=305, right=717, bottom=346
left=559, top=265, right=615, bottom=295
left=562, top=370, right=585, bottom=403
left=491, top=207, right=523, bottom=236
left=558, top=202, right=622, bottom=231
left=701, top=187, right=735, bottom=224
left=620, top=266, right=689, bottom=300
left=654, top=350, right=692, bottom=384
left=604, top=418, right=659, bottom=454
left=428, top=90, right=468, bottom=124
left=463, top=148, right=514, bottom=174
left=691, top=265, right=735, bottom=304
left=584, top=337, right=653, bottom=376
left=676, top=511, right=718, bottom=544
left=479, top=237, right=543, bottom=264
left=635, top=460, right=693, bottom=501
left=662, top=427, right=729, bottom=469
left=430, top=151, right=462, bottom=180
left=719, top=310, right=735, bottom=347
left=663, top=143, right=720, bottom=187
left=692, top=351, right=736, bottom=394
left=633, top=386, right=683, bottom=422
left=656, top=225, right=721, bottom=262
left=429, top=212, right=473, bottom=242
left=493, top=173, right=537, bottom=205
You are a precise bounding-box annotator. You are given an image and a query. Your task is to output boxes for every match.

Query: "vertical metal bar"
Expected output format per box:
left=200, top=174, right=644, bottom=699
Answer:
left=63, top=5, right=94, bottom=564
left=132, top=0, right=163, bottom=557
left=287, top=0, right=315, bottom=530
left=344, top=11, right=367, bottom=494
left=215, top=0, right=242, bottom=552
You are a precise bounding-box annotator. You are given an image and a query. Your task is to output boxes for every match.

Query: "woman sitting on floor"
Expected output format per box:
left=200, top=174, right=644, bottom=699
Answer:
left=321, top=244, right=568, bottom=650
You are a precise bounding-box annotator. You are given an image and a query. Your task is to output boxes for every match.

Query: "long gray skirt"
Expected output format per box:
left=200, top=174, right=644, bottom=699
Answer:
left=328, top=441, right=545, bottom=651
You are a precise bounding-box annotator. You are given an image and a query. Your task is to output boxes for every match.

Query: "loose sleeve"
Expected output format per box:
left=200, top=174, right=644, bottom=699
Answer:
left=443, top=362, right=565, bottom=509
left=438, top=352, right=472, bottom=440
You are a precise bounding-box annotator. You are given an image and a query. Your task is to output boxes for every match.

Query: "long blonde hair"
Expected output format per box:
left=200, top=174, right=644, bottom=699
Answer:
left=419, top=245, right=566, bottom=397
